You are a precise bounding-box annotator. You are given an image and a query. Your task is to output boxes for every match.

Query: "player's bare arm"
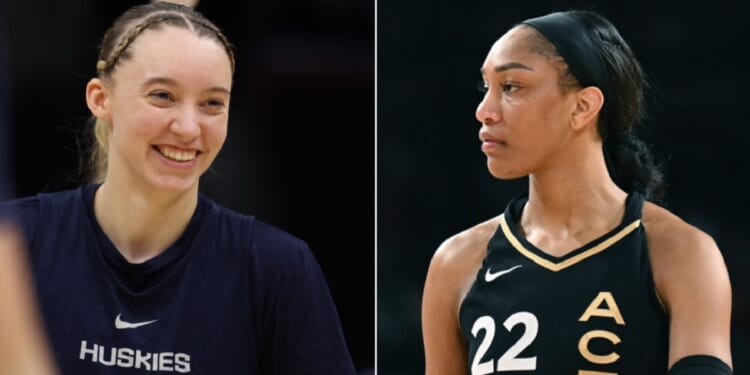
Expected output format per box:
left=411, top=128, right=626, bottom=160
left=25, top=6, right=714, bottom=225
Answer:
left=643, top=202, right=733, bottom=369
left=422, top=216, right=502, bottom=375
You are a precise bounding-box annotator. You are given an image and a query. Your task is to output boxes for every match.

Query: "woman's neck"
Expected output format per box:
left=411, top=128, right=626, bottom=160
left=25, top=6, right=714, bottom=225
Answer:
left=520, top=143, right=628, bottom=255
left=93, top=179, right=198, bottom=264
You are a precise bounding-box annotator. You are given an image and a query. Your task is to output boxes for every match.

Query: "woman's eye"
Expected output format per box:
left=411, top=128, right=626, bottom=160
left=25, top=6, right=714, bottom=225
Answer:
left=201, top=99, right=227, bottom=113
left=148, top=91, right=173, bottom=102
left=475, top=80, right=518, bottom=94
left=501, top=83, right=518, bottom=93
left=205, top=99, right=225, bottom=108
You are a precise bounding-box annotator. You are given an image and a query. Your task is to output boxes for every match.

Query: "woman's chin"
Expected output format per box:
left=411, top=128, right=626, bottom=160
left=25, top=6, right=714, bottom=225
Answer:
left=148, top=174, right=201, bottom=193
left=487, top=164, right=526, bottom=180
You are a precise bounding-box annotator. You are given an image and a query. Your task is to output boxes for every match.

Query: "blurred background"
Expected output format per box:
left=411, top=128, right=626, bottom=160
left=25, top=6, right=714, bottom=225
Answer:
left=379, top=1, right=748, bottom=374
left=1, top=0, right=374, bottom=372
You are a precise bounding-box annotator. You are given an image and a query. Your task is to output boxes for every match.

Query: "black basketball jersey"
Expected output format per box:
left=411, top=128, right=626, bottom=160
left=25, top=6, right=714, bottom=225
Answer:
left=459, top=192, right=668, bottom=374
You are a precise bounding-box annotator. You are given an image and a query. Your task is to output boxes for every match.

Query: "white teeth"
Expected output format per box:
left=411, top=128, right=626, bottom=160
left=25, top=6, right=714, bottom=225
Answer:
left=158, top=146, right=196, bottom=161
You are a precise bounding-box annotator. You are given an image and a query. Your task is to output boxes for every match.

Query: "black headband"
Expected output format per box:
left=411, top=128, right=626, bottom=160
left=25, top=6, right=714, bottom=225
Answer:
left=521, top=12, right=612, bottom=112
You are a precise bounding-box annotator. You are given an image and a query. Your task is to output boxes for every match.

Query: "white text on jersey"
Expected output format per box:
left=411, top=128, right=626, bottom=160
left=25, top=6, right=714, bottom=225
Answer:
left=79, top=340, right=191, bottom=373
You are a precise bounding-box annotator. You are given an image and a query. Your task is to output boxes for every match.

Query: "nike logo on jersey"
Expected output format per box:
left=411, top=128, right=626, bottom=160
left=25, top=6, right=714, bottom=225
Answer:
left=485, top=265, right=522, bottom=282
left=115, top=314, right=158, bottom=329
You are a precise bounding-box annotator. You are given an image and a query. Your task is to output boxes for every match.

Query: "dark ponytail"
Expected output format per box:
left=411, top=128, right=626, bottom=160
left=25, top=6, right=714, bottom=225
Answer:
left=521, top=9, right=667, bottom=204
left=604, top=131, right=666, bottom=204
left=571, top=10, right=667, bottom=204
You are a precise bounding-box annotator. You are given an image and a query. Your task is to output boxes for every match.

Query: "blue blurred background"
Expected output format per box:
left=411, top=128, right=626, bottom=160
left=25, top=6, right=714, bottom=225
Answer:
left=378, top=1, right=748, bottom=373
left=2, top=0, right=373, bottom=373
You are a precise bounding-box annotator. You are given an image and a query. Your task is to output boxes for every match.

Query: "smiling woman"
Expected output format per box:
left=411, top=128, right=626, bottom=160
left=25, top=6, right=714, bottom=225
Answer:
left=86, top=24, right=233, bottom=201
left=0, top=1, right=357, bottom=374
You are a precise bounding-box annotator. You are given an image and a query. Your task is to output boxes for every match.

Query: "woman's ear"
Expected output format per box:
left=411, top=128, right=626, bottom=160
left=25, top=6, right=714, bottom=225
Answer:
left=85, top=78, right=111, bottom=122
left=570, top=86, right=604, bottom=131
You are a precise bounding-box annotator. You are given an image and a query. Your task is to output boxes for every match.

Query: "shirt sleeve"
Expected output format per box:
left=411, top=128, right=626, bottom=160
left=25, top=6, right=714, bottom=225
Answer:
left=259, top=239, right=357, bottom=375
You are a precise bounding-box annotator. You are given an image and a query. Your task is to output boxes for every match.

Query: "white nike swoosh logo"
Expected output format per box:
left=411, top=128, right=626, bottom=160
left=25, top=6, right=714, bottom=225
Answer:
left=485, top=265, right=522, bottom=282
left=114, top=313, right=158, bottom=329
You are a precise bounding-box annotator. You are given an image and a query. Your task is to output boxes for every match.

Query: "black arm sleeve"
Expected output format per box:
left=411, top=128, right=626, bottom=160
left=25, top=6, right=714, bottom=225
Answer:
left=669, top=355, right=733, bottom=375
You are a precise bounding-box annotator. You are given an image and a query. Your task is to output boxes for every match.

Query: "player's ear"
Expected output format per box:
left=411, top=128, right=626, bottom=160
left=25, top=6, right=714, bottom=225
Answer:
left=86, top=78, right=112, bottom=122
left=570, top=86, right=604, bottom=131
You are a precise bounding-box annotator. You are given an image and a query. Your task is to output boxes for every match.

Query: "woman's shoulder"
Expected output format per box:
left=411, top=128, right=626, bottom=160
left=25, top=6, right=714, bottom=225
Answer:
left=429, top=214, right=503, bottom=277
left=0, top=186, right=89, bottom=246
left=201, top=198, right=313, bottom=264
left=0, top=194, right=40, bottom=214
left=423, top=214, right=505, bottom=321
left=203, top=199, right=305, bottom=245
left=641, top=200, right=729, bottom=306
left=0, top=186, right=88, bottom=219
left=641, top=201, right=717, bottom=254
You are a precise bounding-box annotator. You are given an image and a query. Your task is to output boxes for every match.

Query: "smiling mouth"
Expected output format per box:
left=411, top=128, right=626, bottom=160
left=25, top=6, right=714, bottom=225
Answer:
left=154, top=145, right=198, bottom=162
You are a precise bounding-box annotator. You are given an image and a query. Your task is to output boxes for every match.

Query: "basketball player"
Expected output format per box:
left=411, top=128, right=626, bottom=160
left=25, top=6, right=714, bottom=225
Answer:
left=0, top=2, right=356, bottom=374
left=421, top=10, right=733, bottom=375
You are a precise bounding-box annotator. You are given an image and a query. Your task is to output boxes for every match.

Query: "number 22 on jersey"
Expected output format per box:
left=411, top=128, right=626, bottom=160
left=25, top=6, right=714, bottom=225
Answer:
left=469, top=292, right=625, bottom=374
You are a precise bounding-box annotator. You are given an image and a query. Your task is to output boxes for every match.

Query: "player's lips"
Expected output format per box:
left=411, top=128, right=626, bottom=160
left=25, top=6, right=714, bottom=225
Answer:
left=153, top=145, right=201, bottom=162
left=479, top=131, right=507, bottom=151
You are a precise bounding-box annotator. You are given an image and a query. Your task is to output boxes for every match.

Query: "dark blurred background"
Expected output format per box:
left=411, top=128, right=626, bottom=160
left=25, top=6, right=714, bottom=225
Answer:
left=1, top=0, right=373, bottom=372
left=379, top=1, right=748, bottom=374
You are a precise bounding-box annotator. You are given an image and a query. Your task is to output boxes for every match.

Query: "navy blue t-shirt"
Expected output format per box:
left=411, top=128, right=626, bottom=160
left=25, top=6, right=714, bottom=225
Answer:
left=0, top=184, right=357, bottom=374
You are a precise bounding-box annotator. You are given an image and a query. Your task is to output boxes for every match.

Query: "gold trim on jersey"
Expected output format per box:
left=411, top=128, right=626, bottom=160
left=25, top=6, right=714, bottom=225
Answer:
left=499, top=214, right=642, bottom=272
left=654, top=288, right=667, bottom=313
